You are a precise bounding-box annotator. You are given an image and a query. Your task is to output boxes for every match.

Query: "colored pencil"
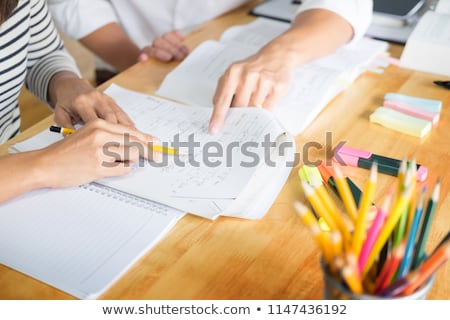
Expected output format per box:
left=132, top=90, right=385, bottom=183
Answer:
left=362, top=186, right=413, bottom=277
left=412, top=178, right=441, bottom=268
left=332, top=163, right=358, bottom=223
left=294, top=201, right=333, bottom=264
left=403, top=233, right=450, bottom=295
left=352, top=162, right=377, bottom=257
left=308, top=175, right=352, bottom=246
left=301, top=181, right=339, bottom=232
left=358, top=187, right=393, bottom=272
left=375, top=240, right=406, bottom=292
left=396, top=187, right=426, bottom=279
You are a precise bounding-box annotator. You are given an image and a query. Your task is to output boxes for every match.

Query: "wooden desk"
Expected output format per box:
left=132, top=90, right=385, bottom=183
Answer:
left=1, top=1, right=449, bottom=299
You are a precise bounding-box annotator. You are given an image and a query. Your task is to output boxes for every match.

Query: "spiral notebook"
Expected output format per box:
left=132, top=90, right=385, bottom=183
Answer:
left=0, top=183, right=184, bottom=299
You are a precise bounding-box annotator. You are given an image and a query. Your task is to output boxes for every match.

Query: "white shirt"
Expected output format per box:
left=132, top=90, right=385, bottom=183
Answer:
left=48, top=0, right=373, bottom=69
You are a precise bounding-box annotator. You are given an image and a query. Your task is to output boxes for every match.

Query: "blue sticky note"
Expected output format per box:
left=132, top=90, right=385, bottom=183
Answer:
left=384, top=93, right=442, bottom=113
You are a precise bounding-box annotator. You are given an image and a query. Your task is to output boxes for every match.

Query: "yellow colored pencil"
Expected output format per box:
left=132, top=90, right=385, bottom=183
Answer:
left=406, top=159, right=418, bottom=234
left=362, top=186, right=413, bottom=277
left=308, top=175, right=352, bottom=246
left=320, top=230, right=335, bottom=266
left=352, top=162, right=377, bottom=257
left=397, top=157, right=407, bottom=194
left=332, top=163, right=358, bottom=223
left=330, top=230, right=343, bottom=258
left=49, top=125, right=181, bottom=155
left=49, top=125, right=76, bottom=135
left=294, top=201, right=319, bottom=229
left=341, top=265, right=363, bottom=295
left=301, top=181, right=339, bottom=232
left=298, top=166, right=330, bottom=231
left=149, top=144, right=180, bottom=155
left=294, top=202, right=333, bottom=264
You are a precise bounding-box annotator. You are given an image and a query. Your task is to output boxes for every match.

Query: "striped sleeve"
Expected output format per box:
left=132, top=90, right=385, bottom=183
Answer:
left=25, top=0, right=80, bottom=106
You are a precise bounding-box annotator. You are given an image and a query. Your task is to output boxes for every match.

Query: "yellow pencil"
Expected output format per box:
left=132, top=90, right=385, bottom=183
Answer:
left=298, top=166, right=330, bottom=231
left=406, top=159, right=418, bottom=234
left=397, top=157, right=407, bottom=194
left=393, top=162, right=415, bottom=247
left=320, top=231, right=335, bottom=267
left=301, top=181, right=339, bottom=232
left=308, top=175, right=352, bottom=246
left=341, top=265, right=363, bottom=295
left=332, top=163, right=358, bottom=223
left=149, top=144, right=180, bottom=155
left=49, top=125, right=181, bottom=155
left=294, top=202, right=333, bottom=264
left=294, top=201, right=320, bottom=230
left=330, top=230, right=343, bottom=258
left=49, top=125, right=75, bottom=135
left=352, top=162, right=377, bottom=257
left=362, top=186, right=413, bottom=277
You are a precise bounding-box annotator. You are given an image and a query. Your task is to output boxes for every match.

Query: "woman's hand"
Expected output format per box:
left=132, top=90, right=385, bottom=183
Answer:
left=48, top=71, right=134, bottom=128
left=37, top=119, right=160, bottom=188
left=208, top=49, right=291, bottom=134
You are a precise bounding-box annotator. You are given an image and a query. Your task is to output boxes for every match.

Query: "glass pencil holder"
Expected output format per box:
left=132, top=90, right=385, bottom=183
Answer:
left=321, top=259, right=435, bottom=300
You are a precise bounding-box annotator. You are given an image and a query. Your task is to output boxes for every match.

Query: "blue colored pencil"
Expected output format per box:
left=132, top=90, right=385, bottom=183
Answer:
left=412, top=178, right=440, bottom=268
left=396, top=186, right=426, bottom=278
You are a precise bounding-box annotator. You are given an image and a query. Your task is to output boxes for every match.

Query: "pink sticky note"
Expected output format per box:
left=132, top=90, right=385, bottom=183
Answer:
left=383, top=100, right=440, bottom=125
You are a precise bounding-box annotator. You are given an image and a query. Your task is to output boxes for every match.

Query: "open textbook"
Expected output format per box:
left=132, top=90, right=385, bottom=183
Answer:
left=11, top=84, right=296, bottom=221
left=399, top=3, right=450, bottom=76
left=156, top=18, right=389, bottom=135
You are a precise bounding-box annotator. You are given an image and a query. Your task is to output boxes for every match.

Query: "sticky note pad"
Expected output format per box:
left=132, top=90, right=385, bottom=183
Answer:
left=370, top=107, right=432, bottom=138
left=383, top=100, right=440, bottom=125
left=384, top=93, right=442, bottom=113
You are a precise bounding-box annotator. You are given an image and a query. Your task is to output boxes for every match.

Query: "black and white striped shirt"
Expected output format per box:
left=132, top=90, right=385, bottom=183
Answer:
left=0, top=0, right=79, bottom=143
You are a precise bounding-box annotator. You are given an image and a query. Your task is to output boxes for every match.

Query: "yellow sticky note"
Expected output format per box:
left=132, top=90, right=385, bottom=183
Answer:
left=370, top=107, right=432, bottom=138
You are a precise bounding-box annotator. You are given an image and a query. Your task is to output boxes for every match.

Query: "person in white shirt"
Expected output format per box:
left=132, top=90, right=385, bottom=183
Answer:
left=48, top=0, right=373, bottom=133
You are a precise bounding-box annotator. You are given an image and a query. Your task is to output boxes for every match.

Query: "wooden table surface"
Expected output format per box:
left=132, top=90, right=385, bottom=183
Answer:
left=1, top=1, right=449, bottom=299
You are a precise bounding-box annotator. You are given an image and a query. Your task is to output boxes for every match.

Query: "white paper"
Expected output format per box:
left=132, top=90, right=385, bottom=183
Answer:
left=157, top=19, right=388, bottom=135
left=400, top=11, right=450, bottom=76
left=436, top=0, right=450, bottom=14
left=0, top=184, right=183, bottom=299
left=11, top=84, right=294, bottom=220
left=102, top=85, right=290, bottom=219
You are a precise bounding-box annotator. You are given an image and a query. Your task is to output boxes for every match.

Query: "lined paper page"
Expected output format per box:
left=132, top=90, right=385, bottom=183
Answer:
left=102, top=85, right=286, bottom=219
left=0, top=185, right=183, bottom=299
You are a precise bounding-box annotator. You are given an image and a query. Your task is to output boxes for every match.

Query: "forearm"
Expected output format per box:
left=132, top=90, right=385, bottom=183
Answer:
left=259, top=9, right=354, bottom=69
left=80, top=23, right=141, bottom=72
left=0, top=151, right=49, bottom=203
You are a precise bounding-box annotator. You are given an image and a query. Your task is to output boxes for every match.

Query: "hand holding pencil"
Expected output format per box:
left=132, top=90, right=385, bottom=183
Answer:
left=41, top=119, right=162, bottom=188
left=50, top=125, right=181, bottom=155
